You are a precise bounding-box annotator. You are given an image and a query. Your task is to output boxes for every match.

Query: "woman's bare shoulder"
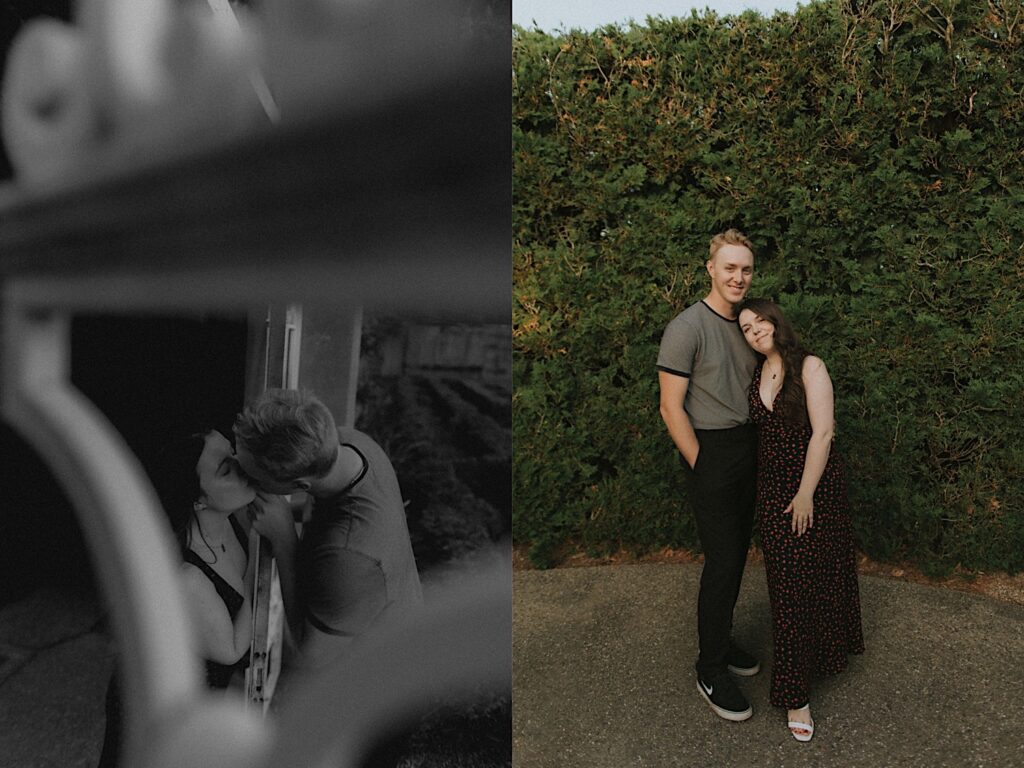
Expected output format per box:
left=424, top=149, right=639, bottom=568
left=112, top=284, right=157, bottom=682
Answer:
left=180, top=559, right=213, bottom=592
left=801, top=355, right=828, bottom=376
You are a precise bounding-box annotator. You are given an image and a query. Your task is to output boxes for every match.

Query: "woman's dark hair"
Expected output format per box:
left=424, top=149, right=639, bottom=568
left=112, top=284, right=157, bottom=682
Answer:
left=737, top=298, right=811, bottom=428
left=148, top=431, right=209, bottom=553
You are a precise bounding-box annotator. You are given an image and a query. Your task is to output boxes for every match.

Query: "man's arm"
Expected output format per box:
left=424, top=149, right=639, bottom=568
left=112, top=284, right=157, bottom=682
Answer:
left=296, top=622, right=354, bottom=669
left=658, top=370, right=700, bottom=469
left=297, top=551, right=387, bottom=669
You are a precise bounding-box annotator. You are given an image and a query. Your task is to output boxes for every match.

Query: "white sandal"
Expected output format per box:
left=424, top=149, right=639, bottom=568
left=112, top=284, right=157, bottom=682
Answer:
left=787, top=706, right=814, bottom=742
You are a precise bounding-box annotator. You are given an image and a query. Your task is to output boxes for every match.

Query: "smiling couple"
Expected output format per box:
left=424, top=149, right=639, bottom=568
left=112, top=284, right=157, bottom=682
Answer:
left=656, top=229, right=864, bottom=742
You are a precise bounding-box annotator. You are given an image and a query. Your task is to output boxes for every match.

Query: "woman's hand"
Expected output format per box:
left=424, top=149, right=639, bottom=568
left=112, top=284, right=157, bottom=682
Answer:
left=786, top=492, right=814, bottom=536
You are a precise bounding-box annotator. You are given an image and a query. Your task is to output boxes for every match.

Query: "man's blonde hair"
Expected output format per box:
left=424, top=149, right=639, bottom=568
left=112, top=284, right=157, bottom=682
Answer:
left=234, top=388, right=338, bottom=482
left=709, top=229, right=754, bottom=260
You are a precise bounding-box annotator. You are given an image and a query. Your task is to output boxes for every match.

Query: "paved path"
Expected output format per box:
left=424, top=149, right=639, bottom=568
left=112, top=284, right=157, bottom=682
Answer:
left=513, top=562, right=1024, bottom=768
left=0, top=587, right=111, bottom=768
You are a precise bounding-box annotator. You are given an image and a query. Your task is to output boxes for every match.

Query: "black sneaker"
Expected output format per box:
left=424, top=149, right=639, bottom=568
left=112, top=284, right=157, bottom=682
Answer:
left=696, top=673, right=752, bottom=721
left=726, top=645, right=761, bottom=677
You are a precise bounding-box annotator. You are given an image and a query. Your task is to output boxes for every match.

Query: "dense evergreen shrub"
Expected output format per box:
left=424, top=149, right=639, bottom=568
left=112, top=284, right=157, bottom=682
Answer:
left=513, top=0, right=1024, bottom=573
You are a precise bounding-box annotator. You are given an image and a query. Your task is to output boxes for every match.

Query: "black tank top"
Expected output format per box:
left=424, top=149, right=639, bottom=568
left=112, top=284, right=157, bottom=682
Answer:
left=183, top=514, right=251, bottom=688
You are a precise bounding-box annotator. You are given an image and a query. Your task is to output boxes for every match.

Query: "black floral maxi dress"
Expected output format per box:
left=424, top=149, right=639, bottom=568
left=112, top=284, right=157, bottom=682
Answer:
left=748, top=360, right=865, bottom=709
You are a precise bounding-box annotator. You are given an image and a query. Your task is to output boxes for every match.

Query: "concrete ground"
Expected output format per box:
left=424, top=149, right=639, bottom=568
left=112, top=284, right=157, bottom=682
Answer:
left=513, top=562, right=1024, bottom=768
left=0, top=587, right=112, bottom=768
left=5, top=561, right=1023, bottom=767
left=0, top=561, right=512, bottom=768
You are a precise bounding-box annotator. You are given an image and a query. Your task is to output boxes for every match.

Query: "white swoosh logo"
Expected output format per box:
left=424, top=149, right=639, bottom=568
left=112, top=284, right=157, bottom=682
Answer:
left=701, top=681, right=713, bottom=695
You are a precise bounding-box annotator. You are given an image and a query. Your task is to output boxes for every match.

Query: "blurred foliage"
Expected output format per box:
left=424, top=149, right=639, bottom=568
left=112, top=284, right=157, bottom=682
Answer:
left=358, top=318, right=512, bottom=574
left=395, top=690, right=511, bottom=768
left=513, top=0, right=1024, bottom=574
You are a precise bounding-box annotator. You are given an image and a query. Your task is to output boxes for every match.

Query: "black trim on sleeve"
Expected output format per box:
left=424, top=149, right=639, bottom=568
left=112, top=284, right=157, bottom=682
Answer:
left=307, top=613, right=357, bottom=637
left=656, top=365, right=691, bottom=378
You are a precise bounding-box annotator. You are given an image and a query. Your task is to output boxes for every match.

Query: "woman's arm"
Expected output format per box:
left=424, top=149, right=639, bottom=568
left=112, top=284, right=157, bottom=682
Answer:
left=181, top=563, right=253, bottom=664
left=786, top=356, right=835, bottom=535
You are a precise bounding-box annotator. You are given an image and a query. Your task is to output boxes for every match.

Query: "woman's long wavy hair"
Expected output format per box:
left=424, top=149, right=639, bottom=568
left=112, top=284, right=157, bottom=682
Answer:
left=737, top=298, right=811, bottom=429
left=149, top=431, right=209, bottom=555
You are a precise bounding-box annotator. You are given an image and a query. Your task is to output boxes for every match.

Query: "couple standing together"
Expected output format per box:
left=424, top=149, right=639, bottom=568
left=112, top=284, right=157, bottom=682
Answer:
left=656, top=229, right=864, bottom=741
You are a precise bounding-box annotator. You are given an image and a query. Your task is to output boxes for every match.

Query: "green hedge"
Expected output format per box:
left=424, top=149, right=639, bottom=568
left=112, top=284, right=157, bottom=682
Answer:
left=512, top=0, right=1024, bottom=574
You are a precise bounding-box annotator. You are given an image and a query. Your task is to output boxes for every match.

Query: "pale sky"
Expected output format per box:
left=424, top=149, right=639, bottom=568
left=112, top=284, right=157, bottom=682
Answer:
left=512, top=0, right=804, bottom=33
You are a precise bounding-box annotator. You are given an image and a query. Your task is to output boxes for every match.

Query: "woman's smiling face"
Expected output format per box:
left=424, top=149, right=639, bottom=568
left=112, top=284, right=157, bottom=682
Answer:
left=739, top=308, right=776, bottom=354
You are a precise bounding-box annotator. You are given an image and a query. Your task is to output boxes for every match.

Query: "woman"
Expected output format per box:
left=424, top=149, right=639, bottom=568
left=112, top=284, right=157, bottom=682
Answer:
left=99, top=429, right=256, bottom=766
left=170, top=429, right=258, bottom=689
left=736, top=298, right=864, bottom=742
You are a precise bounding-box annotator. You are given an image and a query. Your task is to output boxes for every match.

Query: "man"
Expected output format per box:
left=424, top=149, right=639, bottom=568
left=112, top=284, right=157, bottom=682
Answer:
left=657, top=229, right=759, bottom=721
left=234, top=388, right=423, bottom=669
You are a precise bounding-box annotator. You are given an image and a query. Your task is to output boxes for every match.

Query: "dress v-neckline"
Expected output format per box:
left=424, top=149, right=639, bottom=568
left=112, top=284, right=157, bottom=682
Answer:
left=758, top=361, right=782, bottom=413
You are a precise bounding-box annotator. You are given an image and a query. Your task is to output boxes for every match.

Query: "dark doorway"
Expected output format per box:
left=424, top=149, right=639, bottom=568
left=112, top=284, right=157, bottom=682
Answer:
left=0, top=313, right=249, bottom=606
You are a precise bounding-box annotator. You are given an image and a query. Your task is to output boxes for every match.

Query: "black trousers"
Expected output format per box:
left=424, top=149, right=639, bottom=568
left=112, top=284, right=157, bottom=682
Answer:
left=682, top=423, right=757, bottom=680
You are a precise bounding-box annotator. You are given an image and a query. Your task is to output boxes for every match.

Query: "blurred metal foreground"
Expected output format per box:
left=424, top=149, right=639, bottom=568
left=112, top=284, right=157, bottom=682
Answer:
left=0, top=4, right=510, bottom=764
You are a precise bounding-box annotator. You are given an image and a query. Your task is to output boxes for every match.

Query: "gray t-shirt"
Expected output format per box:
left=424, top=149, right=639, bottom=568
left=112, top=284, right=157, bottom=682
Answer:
left=300, top=427, right=423, bottom=639
left=656, top=300, right=756, bottom=430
